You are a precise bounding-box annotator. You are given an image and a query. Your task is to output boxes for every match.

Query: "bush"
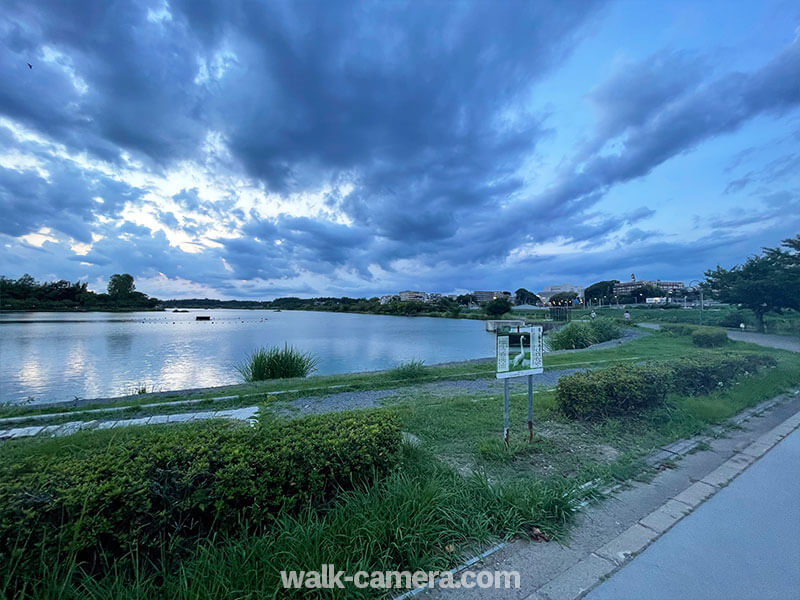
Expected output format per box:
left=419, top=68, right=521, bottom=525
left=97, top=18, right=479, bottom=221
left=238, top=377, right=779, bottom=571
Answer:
left=691, top=327, right=728, bottom=348
left=236, top=343, right=318, bottom=380
left=665, top=354, right=776, bottom=396
left=0, top=411, right=401, bottom=586
left=589, top=318, right=621, bottom=342
left=718, top=309, right=754, bottom=329
left=556, top=353, right=778, bottom=420
left=556, top=364, right=671, bottom=420
left=547, top=322, right=598, bottom=350
left=660, top=323, right=699, bottom=336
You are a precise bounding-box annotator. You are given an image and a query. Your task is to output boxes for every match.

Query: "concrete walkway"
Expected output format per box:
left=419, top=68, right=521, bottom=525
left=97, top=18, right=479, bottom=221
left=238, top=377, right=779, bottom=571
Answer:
left=638, top=322, right=800, bottom=352
left=585, top=426, right=800, bottom=600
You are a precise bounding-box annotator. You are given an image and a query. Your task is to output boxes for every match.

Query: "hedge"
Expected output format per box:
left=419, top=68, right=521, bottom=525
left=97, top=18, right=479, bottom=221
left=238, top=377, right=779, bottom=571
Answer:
left=691, top=327, right=729, bottom=348
left=0, top=410, right=401, bottom=585
left=556, top=353, right=777, bottom=420
left=668, top=354, right=777, bottom=396
left=555, top=364, right=671, bottom=419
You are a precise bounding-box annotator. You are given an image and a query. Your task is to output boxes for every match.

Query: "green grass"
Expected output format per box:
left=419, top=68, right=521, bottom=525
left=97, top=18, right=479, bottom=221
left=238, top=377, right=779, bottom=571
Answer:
left=383, top=359, right=427, bottom=381
left=236, top=344, right=319, bottom=381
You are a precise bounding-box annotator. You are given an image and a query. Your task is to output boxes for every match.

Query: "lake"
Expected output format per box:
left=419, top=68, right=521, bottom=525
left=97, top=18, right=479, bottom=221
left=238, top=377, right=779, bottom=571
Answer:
left=0, top=310, right=495, bottom=405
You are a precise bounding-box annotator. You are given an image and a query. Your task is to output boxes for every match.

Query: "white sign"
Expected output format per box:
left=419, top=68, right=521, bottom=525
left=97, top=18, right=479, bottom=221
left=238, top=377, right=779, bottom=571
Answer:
left=496, top=326, right=543, bottom=379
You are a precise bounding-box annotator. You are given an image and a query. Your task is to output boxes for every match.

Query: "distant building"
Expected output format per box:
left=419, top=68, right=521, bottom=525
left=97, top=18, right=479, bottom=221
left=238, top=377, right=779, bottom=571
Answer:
left=398, top=290, right=427, bottom=302
left=613, top=280, right=684, bottom=296
left=472, top=290, right=511, bottom=304
left=538, top=283, right=584, bottom=305
left=379, top=295, right=399, bottom=305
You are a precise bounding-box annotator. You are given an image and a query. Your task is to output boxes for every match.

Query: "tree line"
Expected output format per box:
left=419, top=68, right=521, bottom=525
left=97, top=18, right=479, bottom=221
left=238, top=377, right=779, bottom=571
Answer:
left=0, top=273, right=160, bottom=311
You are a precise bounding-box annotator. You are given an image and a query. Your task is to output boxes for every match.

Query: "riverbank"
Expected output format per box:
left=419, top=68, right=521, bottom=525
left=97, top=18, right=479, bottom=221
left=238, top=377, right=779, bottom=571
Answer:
left=2, top=328, right=799, bottom=598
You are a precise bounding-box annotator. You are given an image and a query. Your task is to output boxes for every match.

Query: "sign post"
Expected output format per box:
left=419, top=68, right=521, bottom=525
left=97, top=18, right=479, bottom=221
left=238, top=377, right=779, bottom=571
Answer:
left=496, top=326, right=543, bottom=445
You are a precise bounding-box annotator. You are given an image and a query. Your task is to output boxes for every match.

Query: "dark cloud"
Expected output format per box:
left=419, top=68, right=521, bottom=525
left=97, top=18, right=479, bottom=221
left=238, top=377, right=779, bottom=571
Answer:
left=0, top=159, right=142, bottom=241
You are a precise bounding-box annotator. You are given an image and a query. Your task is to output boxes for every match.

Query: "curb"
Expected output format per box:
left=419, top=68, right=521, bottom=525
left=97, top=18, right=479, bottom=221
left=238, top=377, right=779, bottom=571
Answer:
left=530, top=402, right=800, bottom=600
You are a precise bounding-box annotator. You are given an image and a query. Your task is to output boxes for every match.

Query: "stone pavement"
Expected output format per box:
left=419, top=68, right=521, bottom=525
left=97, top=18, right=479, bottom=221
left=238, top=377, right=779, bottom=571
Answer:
left=0, top=406, right=259, bottom=440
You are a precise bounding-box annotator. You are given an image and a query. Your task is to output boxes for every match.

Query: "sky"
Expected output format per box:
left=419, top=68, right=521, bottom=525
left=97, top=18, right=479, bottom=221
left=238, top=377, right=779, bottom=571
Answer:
left=1, top=0, right=799, bottom=300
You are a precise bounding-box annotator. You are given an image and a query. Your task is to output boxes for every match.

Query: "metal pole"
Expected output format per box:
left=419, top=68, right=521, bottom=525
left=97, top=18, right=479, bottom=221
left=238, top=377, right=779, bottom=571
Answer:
left=527, top=374, right=533, bottom=443
left=700, top=288, right=704, bottom=325
left=504, top=378, right=510, bottom=446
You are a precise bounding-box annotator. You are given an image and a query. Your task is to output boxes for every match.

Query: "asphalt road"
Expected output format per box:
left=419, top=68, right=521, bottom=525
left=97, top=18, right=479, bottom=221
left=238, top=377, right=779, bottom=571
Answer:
left=585, top=426, right=800, bottom=600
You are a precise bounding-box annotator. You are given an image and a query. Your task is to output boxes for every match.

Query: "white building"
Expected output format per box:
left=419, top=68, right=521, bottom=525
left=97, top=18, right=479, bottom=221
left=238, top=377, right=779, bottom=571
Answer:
left=398, top=290, right=428, bottom=302
left=538, top=283, right=584, bottom=304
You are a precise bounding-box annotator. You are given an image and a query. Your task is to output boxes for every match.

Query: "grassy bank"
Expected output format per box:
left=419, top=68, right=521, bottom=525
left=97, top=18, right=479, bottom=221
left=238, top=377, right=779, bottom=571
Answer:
left=2, top=329, right=800, bottom=597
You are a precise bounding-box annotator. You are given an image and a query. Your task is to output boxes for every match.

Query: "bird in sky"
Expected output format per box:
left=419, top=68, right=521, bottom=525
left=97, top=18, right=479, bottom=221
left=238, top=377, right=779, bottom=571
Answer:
left=27, top=63, right=32, bottom=69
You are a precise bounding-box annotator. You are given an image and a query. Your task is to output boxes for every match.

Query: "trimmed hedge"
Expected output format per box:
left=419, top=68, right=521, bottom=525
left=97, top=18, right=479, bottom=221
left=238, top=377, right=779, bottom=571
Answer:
left=556, top=364, right=671, bottom=419
left=691, top=326, right=728, bottom=348
left=668, top=354, right=777, bottom=396
left=0, top=411, right=401, bottom=584
left=556, top=353, right=777, bottom=420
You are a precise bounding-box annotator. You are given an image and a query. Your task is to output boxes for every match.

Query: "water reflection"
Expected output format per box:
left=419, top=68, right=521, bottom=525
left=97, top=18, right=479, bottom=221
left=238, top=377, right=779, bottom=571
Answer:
left=0, top=310, right=495, bottom=404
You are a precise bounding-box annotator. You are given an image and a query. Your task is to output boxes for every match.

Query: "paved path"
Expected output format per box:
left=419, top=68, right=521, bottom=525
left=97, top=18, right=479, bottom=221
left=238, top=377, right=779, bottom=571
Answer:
left=639, top=323, right=800, bottom=352
left=585, top=426, right=800, bottom=600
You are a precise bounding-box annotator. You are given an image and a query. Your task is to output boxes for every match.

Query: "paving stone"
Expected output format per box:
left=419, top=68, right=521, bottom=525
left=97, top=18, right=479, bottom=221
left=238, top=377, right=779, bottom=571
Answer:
left=594, top=524, right=658, bottom=566
left=672, top=481, right=716, bottom=508
left=11, top=425, right=44, bottom=438
left=740, top=440, right=775, bottom=458
left=148, top=415, right=170, bottom=425
left=663, top=439, right=696, bottom=455
left=644, top=450, right=675, bottom=466
left=639, top=499, right=692, bottom=534
left=701, top=460, right=746, bottom=487
left=537, top=554, right=615, bottom=600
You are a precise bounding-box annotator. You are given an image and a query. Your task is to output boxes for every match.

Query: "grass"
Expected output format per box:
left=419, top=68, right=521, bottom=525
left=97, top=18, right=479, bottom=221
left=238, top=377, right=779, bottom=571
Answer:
left=3, top=331, right=800, bottom=597
left=235, top=344, right=318, bottom=381
left=383, top=359, right=427, bottom=381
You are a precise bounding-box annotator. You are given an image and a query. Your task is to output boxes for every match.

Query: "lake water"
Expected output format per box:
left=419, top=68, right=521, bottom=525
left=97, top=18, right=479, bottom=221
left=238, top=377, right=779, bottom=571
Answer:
left=0, top=310, right=495, bottom=405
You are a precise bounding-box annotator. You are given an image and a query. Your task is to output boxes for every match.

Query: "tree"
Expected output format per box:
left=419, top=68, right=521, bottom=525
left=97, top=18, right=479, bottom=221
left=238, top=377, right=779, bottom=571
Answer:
left=705, top=235, right=800, bottom=332
left=584, top=280, right=619, bottom=304
left=514, top=287, right=540, bottom=305
left=485, top=297, right=512, bottom=317
left=549, top=291, right=578, bottom=306
left=107, top=273, right=135, bottom=298
left=456, top=293, right=477, bottom=306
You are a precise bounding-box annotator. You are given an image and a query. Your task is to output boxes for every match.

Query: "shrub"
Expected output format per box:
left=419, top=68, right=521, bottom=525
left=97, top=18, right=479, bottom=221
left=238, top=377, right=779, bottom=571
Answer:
left=690, top=327, right=728, bottom=348
left=236, top=343, right=318, bottom=380
left=718, top=309, right=754, bottom=329
left=660, top=323, right=698, bottom=336
left=589, top=318, right=621, bottom=342
left=665, top=353, right=777, bottom=396
left=0, top=411, right=401, bottom=586
left=556, top=364, right=670, bottom=420
left=546, top=322, right=598, bottom=350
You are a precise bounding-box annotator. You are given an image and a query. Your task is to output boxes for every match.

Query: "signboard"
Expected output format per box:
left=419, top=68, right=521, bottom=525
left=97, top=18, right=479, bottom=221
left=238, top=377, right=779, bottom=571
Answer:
left=496, top=325, right=543, bottom=379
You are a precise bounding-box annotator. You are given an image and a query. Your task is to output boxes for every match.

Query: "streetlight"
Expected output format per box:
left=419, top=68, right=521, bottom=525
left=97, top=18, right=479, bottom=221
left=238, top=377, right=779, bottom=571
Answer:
left=688, top=279, right=704, bottom=325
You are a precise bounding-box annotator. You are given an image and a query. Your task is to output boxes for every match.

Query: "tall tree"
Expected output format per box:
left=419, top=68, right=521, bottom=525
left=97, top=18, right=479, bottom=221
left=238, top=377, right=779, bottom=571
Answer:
left=584, top=280, right=619, bottom=303
left=514, top=288, right=540, bottom=305
left=107, top=273, right=136, bottom=298
left=705, top=235, right=799, bottom=332
left=485, top=297, right=513, bottom=317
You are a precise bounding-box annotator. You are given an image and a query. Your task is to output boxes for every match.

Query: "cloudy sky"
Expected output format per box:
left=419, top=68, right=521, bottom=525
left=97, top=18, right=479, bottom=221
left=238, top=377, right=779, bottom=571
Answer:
left=1, top=0, right=799, bottom=299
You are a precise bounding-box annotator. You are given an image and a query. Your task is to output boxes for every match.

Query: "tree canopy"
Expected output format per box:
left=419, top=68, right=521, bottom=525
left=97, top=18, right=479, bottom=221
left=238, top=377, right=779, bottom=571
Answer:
left=705, top=234, right=800, bottom=332
left=108, top=273, right=136, bottom=297
left=514, top=288, right=540, bottom=305
left=584, top=280, right=619, bottom=303
left=485, top=297, right=513, bottom=317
